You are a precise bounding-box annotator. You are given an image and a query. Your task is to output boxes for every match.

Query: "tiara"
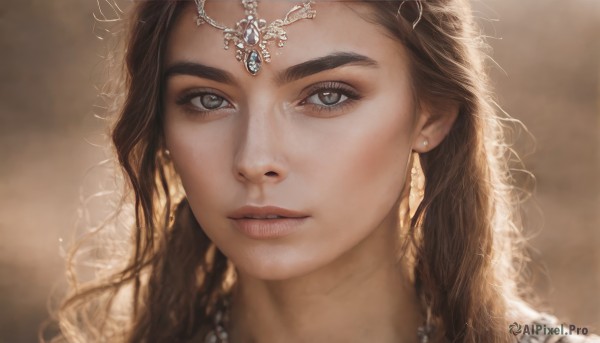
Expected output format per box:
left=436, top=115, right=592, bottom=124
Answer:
left=194, top=0, right=317, bottom=75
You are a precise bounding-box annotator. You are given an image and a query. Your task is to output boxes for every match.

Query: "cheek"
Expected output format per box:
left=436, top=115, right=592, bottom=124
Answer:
left=163, top=117, right=233, bottom=214
left=346, top=130, right=409, bottom=230
left=317, top=100, right=415, bottom=220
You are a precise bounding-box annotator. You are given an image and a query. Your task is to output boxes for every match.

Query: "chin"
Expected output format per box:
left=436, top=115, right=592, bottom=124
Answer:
left=227, top=247, right=327, bottom=281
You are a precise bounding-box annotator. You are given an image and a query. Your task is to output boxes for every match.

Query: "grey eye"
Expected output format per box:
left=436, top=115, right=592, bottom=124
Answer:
left=318, top=91, right=342, bottom=105
left=191, top=94, right=227, bottom=110
left=307, top=91, right=348, bottom=106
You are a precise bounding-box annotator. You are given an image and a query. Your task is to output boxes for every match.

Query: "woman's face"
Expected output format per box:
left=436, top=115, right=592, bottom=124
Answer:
left=164, top=2, right=425, bottom=280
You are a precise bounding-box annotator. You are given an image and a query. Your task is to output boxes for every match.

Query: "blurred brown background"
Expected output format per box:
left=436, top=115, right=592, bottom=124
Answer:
left=0, top=1, right=598, bottom=342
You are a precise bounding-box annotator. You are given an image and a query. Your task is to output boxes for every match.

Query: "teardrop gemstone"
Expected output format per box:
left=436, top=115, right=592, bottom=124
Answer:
left=245, top=50, right=262, bottom=75
left=243, top=19, right=260, bottom=46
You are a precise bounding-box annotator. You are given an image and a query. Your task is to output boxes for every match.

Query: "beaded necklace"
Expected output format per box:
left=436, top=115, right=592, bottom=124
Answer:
left=204, top=296, right=435, bottom=343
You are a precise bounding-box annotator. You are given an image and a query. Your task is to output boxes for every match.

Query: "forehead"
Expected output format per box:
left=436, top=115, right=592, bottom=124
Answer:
left=166, top=1, right=407, bottom=81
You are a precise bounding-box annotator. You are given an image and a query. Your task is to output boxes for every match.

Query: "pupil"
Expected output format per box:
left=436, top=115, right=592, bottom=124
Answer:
left=318, top=91, right=341, bottom=105
left=201, top=94, right=224, bottom=109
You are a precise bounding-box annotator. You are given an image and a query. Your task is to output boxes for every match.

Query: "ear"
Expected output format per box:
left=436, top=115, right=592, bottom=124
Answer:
left=411, top=102, right=459, bottom=153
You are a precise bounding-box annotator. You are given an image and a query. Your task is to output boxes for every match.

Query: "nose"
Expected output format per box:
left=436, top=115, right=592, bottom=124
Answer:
left=233, top=109, right=288, bottom=185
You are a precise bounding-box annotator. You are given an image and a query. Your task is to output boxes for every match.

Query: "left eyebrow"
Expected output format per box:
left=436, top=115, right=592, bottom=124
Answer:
left=164, top=62, right=236, bottom=85
left=275, top=52, right=378, bottom=85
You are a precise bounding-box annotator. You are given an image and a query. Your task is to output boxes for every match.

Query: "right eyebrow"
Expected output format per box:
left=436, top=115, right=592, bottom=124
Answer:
left=164, top=62, right=236, bottom=85
left=275, top=52, right=379, bottom=86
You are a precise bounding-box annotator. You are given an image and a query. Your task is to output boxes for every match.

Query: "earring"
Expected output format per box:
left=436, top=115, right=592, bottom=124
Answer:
left=417, top=302, right=435, bottom=343
left=422, top=138, right=429, bottom=148
left=399, top=152, right=426, bottom=232
left=409, top=152, right=425, bottom=218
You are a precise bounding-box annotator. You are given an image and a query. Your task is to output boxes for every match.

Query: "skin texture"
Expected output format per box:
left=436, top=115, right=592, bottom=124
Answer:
left=163, top=2, right=457, bottom=342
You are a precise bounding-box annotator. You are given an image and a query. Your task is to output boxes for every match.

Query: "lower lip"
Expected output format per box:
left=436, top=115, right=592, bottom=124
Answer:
left=231, top=217, right=309, bottom=239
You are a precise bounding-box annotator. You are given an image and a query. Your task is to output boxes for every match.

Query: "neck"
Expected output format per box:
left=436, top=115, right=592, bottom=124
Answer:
left=227, top=207, right=425, bottom=343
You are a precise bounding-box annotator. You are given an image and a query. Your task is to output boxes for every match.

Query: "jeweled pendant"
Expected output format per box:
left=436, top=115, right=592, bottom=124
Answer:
left=242, top=16, right=260, bottom=46
left=245, top=50, right=262, bottom=75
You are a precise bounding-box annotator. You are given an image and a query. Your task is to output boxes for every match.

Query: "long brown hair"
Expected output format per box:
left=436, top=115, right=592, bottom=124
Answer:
left=48, top=1, right=533, bottom=342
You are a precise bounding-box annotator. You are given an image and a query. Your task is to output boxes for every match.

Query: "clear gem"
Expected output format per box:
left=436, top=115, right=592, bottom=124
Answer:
left=245, top=50, right=262, bottom=75
left=243, top=19, right=260, bottom=46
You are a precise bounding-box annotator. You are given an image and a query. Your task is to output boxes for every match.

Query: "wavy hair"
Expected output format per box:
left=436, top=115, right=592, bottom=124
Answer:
left=47, top=1, right=534, bottom=342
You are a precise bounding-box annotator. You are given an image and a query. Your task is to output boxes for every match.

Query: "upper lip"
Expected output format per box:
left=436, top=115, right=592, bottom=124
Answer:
left=228, top=206, right=309, bottom=219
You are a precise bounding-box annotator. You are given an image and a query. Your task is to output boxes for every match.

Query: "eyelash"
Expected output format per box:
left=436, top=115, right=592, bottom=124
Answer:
left=297, top=81, right=362, bottom=116
left=175, top=82, right=362, bottom=117
left=175, top=88, right=233, bottom=116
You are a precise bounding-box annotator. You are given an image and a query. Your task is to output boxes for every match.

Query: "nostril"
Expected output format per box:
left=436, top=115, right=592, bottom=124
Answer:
left=235, top=167, right=284, bottom=183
